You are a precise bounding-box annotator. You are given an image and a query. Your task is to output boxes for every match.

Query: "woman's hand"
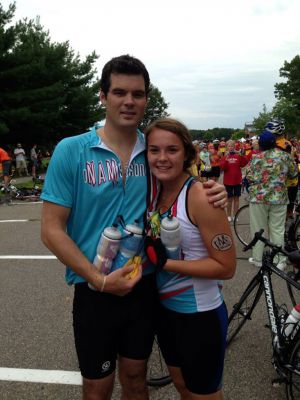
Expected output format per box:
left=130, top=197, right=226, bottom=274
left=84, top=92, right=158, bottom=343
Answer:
left=144, top=236, right=168, bottom=270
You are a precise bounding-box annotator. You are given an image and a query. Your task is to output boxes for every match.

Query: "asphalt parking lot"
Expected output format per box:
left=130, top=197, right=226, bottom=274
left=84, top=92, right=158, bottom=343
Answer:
left=0, top=199, right=295, bottom=399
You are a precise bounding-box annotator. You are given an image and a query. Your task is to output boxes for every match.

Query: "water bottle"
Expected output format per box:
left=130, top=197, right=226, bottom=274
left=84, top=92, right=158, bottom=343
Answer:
left=273, top=309, right=288, bottom=352
left=89, top=225, right=122, bottom=290
left=160, top=215, right=181, bottom=259
left=282, top=304, right=300, bottom=341
left=112, top=221, right=143, bottom=270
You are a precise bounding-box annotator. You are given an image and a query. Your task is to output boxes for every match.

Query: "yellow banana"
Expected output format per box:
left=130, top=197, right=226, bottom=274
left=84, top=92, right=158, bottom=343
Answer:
left=125, top=256, right=141, bottom=279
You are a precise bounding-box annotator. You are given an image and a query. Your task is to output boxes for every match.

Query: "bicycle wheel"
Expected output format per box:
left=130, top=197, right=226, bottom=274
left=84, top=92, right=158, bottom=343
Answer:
left=233, top=204, right=251, bottom=246
left=147, top=336, right=171, bottom=387
left=227, top=275, right=263, bottom=346
left=286, top=337, right=300, bottom=399
left=291, top=217, right=300, bottom=251
left=287, top=270, right=300, bottom=307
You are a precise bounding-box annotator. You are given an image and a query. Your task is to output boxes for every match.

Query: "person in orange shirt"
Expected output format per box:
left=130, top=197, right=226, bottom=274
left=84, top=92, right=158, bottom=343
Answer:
left=235, top=140, right=241, bottom=153
left=0, top=147, right=12, bottom=191
left=209, top=140, right=221, bottom=181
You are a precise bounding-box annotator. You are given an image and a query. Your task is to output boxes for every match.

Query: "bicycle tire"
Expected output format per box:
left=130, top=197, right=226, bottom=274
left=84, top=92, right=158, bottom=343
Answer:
left=227, top=274, right=263, bottom=346
left=233, top=204, right=251, bottom=247
left=286, top=336, right=300, bottom=400
left=291, top=217, right=300, bottom=251
left=147, top=337, right=171, bottom=387
left=286, top=270, right=300, bottom=307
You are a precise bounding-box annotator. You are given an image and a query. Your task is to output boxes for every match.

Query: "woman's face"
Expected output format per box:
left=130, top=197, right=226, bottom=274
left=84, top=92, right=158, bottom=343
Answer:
left=147, top=128, right=186, bottom=183
left=227, top=143, right=235, bottom=152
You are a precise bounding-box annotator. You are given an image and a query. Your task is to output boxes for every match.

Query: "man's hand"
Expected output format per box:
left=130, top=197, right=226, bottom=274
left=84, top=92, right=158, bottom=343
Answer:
left=203, top=180, right=228, bottom=209
left=98, top=263, right=142, bottom=296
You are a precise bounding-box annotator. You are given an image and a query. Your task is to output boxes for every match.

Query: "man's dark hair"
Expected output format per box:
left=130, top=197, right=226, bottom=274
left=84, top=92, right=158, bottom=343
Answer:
left=100, top=54, right=150, bottom=96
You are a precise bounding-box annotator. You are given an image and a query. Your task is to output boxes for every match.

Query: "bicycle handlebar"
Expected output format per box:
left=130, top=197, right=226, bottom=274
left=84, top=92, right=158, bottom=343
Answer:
left=243, top=229, right=268, bottom=252
left=244, top=229, right=300, bottom=267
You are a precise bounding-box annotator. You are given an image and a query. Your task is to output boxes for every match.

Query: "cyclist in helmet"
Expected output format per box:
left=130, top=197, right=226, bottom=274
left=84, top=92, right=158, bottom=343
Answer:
left=265, top=119, right=298, bottom=218
left=264, top=119, right=289, bottom=151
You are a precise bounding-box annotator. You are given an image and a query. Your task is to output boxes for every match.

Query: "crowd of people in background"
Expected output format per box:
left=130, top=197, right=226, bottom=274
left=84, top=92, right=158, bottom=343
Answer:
left=0, top=143, right=52, bottom=190
left=192, top=127, right=300, bottom=212
left=192, top=118, right=300, bottom=271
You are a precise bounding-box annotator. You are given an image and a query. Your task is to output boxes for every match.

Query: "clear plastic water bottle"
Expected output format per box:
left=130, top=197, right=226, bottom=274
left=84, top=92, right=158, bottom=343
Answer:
left=112, top=221, right=143, bottom=270
left=282, top=304, right=300, bottom=341
left=160, top=215, right=181, bottom=259
left=89, top=225, right=122, bottom=290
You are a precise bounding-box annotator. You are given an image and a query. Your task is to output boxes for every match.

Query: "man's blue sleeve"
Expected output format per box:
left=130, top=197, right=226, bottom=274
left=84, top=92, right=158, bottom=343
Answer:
left=41, top=140, right=74, bottom=208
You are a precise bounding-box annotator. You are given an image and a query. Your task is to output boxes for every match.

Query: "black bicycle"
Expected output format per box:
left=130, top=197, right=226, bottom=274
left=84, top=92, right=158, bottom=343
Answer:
left=0, top=184, right=41, bottom=204
left=233, top=203, right=300, bottom=251
left=147, top=336, right=171, bottom=387
left=227, top=229, right=300, bottom=399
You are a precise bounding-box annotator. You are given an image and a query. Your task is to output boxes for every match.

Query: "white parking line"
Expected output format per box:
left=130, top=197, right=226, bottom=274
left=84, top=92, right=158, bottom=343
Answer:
left=0, top=367, right=82, bottom=385
left=0, top=220, right=29, bottom=223
left=9, top=201, right=43, bottom=205
left=0, top=255, right=57, bottom=259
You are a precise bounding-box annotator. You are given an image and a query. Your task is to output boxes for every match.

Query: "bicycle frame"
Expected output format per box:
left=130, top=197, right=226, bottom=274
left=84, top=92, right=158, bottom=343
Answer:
left=228, top=229, right=300, bottom=397
left=260, top=249, right=300, bottom=351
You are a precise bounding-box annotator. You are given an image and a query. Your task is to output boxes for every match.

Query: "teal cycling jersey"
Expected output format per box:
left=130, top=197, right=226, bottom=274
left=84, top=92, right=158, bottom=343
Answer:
left=41, top=126, right=153, bottom=285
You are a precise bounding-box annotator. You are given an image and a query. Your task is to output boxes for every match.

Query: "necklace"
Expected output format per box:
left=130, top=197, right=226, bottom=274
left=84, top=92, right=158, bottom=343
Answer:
left=157, top=175, right=191, bottom=214
left=158, top=192, right=179, bottom=214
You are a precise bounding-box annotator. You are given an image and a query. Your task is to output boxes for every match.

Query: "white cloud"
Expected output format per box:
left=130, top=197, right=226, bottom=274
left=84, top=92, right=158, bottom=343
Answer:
left=2, top=0, right=300, bottom=128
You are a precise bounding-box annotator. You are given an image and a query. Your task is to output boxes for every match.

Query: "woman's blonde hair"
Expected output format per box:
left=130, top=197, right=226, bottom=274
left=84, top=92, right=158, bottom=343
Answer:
left=226, top=139, right=235, bottom=149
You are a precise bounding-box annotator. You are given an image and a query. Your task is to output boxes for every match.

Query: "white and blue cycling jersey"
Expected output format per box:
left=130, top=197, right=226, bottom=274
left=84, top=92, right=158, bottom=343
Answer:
left=148, top=177, right=223, bottom=313
left=41, top=126, right=153, bottom=285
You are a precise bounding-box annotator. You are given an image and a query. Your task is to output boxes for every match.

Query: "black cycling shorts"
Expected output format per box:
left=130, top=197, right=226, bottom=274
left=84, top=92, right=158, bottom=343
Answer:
left=225, top=184, right=242, bottom=198
left=210, top=166, right=221, bottom=178
left=73, top=273, right=158, bottom=379
left=2, top=160, right=11, bottom=176
left=157, top=302, right=228, bottom=395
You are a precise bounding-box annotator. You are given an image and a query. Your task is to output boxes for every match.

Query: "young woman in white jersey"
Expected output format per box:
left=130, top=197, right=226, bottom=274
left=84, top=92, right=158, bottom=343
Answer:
left=144, top=118, right=236, bottom=400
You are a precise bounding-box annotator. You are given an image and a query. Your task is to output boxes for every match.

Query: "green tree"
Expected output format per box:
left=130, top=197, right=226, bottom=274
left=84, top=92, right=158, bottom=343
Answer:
left=252, top=104, right=272, bottom=133
left=274, top=56, right=300, bottom=135
left=0, top=3, right=104, bottom=146
left=139, top=84, right=169, bottom=130
left=272, top=98, right=299, bottom=136
left=275, top=56, right=300, bottom=108
left=231, top=129, right=246, bottom=140
left=0, top=2, right=17, bottom=136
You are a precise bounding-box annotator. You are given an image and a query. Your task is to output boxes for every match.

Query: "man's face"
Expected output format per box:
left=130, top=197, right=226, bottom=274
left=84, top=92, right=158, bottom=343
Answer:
left=100, top=73, right=147, bottom=130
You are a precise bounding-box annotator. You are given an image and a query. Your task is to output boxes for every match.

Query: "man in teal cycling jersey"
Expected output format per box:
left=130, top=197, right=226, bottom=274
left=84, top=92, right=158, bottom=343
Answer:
left=41, top=55, right=228, bottom=400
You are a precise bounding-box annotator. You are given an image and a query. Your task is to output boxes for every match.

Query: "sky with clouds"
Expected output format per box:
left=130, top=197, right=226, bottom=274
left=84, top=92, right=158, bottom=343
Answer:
left=3, top=0, right=300, bottom=129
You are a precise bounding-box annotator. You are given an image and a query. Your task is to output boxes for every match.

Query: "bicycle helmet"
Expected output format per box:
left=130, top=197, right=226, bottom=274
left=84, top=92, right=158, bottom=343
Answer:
left=259, top=131, right=276, bottom=150
left=264, top=119, right=285, bottom=135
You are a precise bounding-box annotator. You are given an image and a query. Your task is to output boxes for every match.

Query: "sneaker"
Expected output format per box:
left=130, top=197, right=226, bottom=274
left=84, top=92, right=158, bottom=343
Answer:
left=276, top=262, right=287, bottom=271
left=228, top=216, right=232, bottom=222
left=248, top=257, right=262, bottom=267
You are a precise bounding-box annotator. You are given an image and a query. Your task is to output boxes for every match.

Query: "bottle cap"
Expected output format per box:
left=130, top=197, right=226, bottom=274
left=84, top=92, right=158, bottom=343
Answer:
left=291, top=305, right=300, bottom=319
left=125, top=222, right=143, bottom=235
left=161, top=215, right=180, bottom=231
left=104, top=226, right=122, bottom=240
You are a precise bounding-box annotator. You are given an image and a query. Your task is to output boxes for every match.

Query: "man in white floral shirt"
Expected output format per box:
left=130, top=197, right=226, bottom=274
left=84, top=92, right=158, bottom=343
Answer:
left=246, top=130, right=298, bottom=269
